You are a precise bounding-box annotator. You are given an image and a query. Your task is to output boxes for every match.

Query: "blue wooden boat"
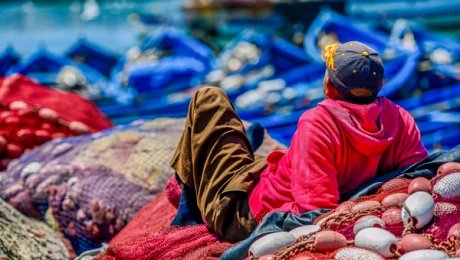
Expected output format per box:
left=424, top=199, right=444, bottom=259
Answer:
left=389, top=20, right=460, bottom=90
left=109, top=27, right=215, bottom=103
left=7, top=48, right=110, bottom=101
left=100, top=30, right=316, bottom=123
left=65, top=39, right=119, bottom=77
left=422, top=126, right=460, bottom=152
left=304, top=9, right=420, bottom=100
left=235, top=63, right=325, bottom=120
left=208, top=29, right=315, bottom=96
left=396, top=83, right=460, bottom=119
left=0, top=46, right=20, bottom=76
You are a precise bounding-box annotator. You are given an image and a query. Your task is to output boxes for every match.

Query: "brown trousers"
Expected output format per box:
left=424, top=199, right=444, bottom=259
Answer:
left=170, top=87, right=267, bottom=242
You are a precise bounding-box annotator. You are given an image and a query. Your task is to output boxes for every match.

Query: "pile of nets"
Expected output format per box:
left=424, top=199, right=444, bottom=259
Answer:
left=0, top=197, right=74, bottom=259
left=0, top=74, right=112, bottom=169
left=96, top=156, right=460, bottom=260
left=271, top=162, right=460, bottom=259
left=0, top=117, right=285, bottom=255
left=96, top=179, right=234, bottom=260
left=95, top=125, right=286, bottom=259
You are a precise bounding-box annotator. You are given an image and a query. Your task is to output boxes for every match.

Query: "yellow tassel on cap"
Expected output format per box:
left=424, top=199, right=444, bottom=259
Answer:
left=362, top=51, right=369, bottom=56
left=323, top=43, right=339, bottom=71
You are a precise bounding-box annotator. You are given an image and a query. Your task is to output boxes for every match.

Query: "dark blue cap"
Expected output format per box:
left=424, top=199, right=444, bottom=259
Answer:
left=326, top=41, right=384, bottom=104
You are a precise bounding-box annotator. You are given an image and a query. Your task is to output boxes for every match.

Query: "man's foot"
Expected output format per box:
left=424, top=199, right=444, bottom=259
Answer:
left=170, top=175, right=204, bottom=226
left=246, top=122, right=265, bottom=152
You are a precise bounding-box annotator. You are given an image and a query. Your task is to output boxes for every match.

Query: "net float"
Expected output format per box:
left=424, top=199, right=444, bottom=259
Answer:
left=437, top=162, right=460, bottom=175
left=402, top=192, right=434, bottom=229
left=353, top=215, right=385, bottom=234
left=313, top=231, right=347, bottom=252
left=249, top=232, right=296, bottom=258
left=448, top=223, right=460, bottom=240
left=69, top=121, right=90, bottom=133
left=9, top=100, right=29, bottom=110
left=433, top=172, right=460, bottom=201
left=34, top=129, right=52, bottom=143
left=335, top=201, right=356, bottom=213
left=434, top=202, right=458, bottom=218
left=258, top=254, right=276, bottom=260
left=351, top=200, right=381, bottom=213
left=38, top=108, right=59, bottom=121
left=399, top=234, right=431, bottom=253
left=289, top=224, right=320, bottom=239
left=16, top=108, right=35, bottom=117
left=381, top=208, right=403, bottom=225
left=354, top=227, right=399, bottom=257
left=16, top=128, right=34, bottom=143
left=76, top=209, right=87, bottom=221
left=381, top=193, right=409, bottom=208
left=380, top=178, right=409, bottom=192
left=3, top=115, right=20, bottom=125
left=398, top=249, right=448, bottom=260
left=6, top=143, right=24, bottom=158
left=407, top=177, right=432, bottom=194
left=334, top=247, right=384, bottom=260
left=0, top=110, right=13, bottom=119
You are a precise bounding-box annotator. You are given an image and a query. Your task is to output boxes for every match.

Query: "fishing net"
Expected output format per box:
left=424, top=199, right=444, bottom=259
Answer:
left=0, top=117, right=285, bottom=255
left=94, top=123, right=286, bottom=260
left=0, top=74, right=112, bottom=131
left=95, top=184, right=233, bottom=260
left=275, top=168, right=460, bottom=260
left=0, top=74, right=112, bottom=169
left=0, top=197, right=74, bottom=259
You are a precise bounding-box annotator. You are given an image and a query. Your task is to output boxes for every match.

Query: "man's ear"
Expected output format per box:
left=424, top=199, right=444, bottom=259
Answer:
left=324, top=78, right=343, bottom=100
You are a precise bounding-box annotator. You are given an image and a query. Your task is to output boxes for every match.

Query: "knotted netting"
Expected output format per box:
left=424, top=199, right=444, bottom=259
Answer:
left=95, top=179, right=234, bottom=260
left=94, top=123, right=287, bottom=260
left=0, top=197, right=74, bottom=259
left=0, top=74, right=112, bottom=170
left=0, top=117, right=285, bottom=255
left=274, top=164, right=460, bottom=260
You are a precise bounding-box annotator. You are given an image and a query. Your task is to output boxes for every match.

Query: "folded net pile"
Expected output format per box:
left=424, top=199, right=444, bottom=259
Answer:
left=1, top=117, right=284, bottom=254
left=0, top=197, right=73, bottom=259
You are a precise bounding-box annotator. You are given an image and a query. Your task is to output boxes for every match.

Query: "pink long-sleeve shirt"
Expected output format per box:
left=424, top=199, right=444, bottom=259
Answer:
left=248, top=97, right=428, bottom=222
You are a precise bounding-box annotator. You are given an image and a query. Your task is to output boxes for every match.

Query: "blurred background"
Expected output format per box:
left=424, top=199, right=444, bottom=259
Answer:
left=1, top=0, right=460, bottom=152
left=1, top=1, right=460, bottom=257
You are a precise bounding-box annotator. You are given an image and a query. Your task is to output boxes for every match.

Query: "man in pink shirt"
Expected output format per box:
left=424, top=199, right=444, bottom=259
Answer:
left=170, top=41, right=428, bottom=242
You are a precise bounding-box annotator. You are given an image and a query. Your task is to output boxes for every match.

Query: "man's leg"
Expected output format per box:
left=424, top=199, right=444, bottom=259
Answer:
left=170, top=87, right=266, bottom=242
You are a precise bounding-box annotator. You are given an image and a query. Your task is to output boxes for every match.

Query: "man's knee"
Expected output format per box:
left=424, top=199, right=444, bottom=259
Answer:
left=194, top=86, right=227, bottom=103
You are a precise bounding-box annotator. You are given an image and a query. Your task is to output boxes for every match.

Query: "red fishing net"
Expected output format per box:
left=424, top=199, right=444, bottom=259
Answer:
left=1, top=116, right=286, bottom=255
left=96, top=176, right=236, bottom=260
left=276, top=169, right=460, bottom=260
left=0, top=75, right=112, bottom=131
left=0, top=74, right=112, bottom=169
